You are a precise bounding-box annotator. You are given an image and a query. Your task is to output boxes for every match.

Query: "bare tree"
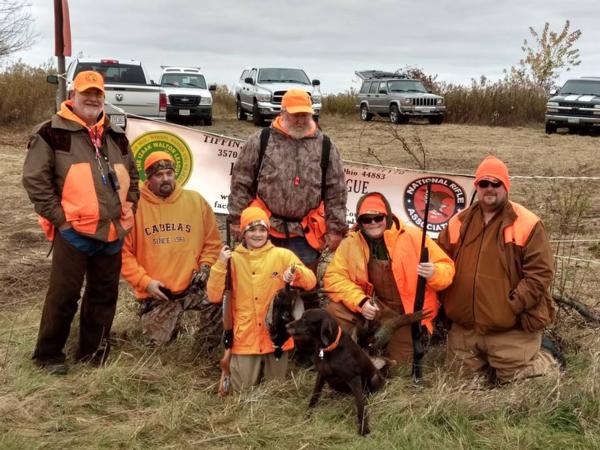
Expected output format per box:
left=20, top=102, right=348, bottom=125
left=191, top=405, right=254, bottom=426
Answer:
left=0, top=1, right=37, bottom=60
left=506, top=21, right=582, bottom=92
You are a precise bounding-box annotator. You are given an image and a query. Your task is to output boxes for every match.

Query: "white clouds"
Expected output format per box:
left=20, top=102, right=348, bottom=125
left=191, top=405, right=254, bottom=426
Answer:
left=9, top=0, right=600, bottom=93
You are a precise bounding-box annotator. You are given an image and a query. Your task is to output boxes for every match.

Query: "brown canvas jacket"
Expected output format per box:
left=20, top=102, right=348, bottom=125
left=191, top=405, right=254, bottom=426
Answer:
left=23, top=114, right=140, bottom=242
left=437, top=201, right=555, bottom=334
left=228, top=127, right=347, bottom=235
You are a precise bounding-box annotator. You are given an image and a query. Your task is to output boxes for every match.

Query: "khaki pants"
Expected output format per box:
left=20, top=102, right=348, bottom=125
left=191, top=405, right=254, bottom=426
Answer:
left=447, top=323, right=559, bottom=383
left=230, top=352, right=289, bottom=391
left=325, top=301, right=413, bottom=364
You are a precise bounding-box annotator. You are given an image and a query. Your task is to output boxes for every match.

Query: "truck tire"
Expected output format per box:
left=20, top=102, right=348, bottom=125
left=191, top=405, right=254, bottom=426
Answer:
left=204, top=117, right=213, bottom=126
left=253, top=101, right=266, bottom=127
left=545, top=122, right=557, bottom=134
left=428, top=116, right=443, bottom=125
left=360, top=104, right=373, bottom=121
left=390, top=104, right=402, bottom=124
left=236, top=99, right=247, bottom=121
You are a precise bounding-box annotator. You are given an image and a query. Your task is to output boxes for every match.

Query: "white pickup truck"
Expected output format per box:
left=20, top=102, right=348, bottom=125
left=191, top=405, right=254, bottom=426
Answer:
left=55, top=57, right=166, bottom=128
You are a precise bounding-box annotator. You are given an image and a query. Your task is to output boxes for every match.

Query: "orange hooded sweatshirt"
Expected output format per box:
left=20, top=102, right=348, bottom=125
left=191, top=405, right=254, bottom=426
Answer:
left=121, top=182, right=221, bottom=299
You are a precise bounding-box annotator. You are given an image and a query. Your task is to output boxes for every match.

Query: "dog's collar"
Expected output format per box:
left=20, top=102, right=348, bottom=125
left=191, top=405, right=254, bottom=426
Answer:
left=318, top=326, right=342, bottom=359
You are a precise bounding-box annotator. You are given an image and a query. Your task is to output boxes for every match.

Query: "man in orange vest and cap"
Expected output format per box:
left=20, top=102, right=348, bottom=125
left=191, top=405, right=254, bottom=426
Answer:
left=437, top=156, right=561, bottom=384
left=121, top=151, right=221, bottom=346
left=23, top=71, right=139, bottom=374
left=228, top=89, right=347, bottom=273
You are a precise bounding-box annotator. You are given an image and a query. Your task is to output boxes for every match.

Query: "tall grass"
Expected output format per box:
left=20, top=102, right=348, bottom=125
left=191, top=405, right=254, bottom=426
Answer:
left=0, top=61, right=56, bottom=127
left=0, top=62, right=553, bottom=128
left=441, top=77, right=547, bottom=126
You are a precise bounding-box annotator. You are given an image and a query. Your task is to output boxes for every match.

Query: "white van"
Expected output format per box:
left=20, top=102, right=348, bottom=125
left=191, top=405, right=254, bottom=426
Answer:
left=160, top=67, right=216, bottom=125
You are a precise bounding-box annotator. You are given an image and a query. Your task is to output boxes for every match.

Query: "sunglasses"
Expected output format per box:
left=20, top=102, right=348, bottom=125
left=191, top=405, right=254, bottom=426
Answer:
left=477, top=180, right=503, bottom=189
left=359, top=214, right=386, bottom=225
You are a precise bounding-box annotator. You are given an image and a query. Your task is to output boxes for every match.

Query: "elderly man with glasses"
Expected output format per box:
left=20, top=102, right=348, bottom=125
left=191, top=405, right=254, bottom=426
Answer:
left=323, top=192, right=455, bottom=368
left=437, top=156, right=561, bottom=385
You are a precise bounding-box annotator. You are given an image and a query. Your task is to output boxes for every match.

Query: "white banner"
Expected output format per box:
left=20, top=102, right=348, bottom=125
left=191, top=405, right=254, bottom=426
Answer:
left=125, top=117, right=475, bottom=237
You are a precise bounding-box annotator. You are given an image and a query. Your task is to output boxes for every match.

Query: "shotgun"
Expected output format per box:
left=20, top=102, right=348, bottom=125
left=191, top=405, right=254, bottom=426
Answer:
left=218, top=219, right=234, bottom=396
left=411, top=182, right=432, bottom=382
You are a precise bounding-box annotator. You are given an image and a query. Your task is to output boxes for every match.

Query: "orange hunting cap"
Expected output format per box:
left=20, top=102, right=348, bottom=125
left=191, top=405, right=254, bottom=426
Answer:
left=73, top=70, right=105, bottom=93
left=358, top=194, right=388, bottom=217
left=144, top=151, right=176, bottom=178
left=240, top=206, right=270, bottom=233
left=474, top=155, right=511, bottom=192
left=281, top=89, right=314, bottom=114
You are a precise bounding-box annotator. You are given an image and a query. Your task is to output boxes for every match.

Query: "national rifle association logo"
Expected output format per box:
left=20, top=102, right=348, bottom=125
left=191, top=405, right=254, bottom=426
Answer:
left=403, top=177, right=467, bottom=232
left=131, top=131, right=193, bottom=185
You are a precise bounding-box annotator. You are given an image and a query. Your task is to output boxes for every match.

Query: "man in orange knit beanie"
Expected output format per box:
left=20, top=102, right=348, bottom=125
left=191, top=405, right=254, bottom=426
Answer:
left=438, top=155, right=562, bottom=385
left=121, top=150, right=221, bottom=347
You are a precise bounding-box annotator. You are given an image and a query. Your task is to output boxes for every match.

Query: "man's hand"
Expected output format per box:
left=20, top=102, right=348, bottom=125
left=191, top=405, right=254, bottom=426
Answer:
left=361, top=298, right=380, bottom=320
left=325, top=232, right=344, bottom=251
left=218, top=245, right=232, bottom=264
left=146, top=279, right=169, bottom=301
left=417, top=262, right=435, bottom=280
left=229, top=223, right=241, bottom=241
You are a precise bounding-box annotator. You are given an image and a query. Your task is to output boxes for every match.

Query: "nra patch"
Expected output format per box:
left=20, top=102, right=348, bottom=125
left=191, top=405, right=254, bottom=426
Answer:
left=403, top=177, right=467, bottom=232
left=131, top=131, right=193, bottom=185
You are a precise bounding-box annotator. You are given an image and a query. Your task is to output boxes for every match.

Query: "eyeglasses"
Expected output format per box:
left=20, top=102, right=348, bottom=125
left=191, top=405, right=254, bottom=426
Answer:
left=359, top=214, right=386, bottom=225
left=477, top=180, right=503, bottom=189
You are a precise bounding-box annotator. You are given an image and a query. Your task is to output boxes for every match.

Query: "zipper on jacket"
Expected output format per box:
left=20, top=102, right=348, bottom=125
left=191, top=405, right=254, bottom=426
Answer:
left=471, top=226, right=486, bottom=326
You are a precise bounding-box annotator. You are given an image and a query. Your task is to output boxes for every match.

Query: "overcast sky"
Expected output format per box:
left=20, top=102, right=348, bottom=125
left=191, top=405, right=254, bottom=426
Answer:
left=9, top=0, right=600, bottom=93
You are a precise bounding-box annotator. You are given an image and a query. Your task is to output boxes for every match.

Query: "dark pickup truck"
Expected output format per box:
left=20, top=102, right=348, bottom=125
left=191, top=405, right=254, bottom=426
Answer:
left=545, top=77, right=600, bottom=134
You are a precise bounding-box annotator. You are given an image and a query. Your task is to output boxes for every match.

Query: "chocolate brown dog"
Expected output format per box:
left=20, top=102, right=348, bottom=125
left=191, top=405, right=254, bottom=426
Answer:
left=286, top=309, right=384, bottom=436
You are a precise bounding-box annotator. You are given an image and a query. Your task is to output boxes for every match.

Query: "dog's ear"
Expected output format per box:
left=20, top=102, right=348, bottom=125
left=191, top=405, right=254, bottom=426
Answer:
left=319, top=314, right=336, bottom=346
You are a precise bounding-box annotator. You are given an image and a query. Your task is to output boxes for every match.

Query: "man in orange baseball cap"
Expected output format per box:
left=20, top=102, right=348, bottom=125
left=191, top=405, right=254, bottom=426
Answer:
left=438, top=155, right=562, bottom=385
left=22, top=69, right=139, bottom=374
left=229, top=88, right=347, bottom=272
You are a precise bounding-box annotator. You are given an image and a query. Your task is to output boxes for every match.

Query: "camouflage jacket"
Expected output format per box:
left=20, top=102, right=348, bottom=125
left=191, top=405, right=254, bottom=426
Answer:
left=228, top=127, right=348, bottom=236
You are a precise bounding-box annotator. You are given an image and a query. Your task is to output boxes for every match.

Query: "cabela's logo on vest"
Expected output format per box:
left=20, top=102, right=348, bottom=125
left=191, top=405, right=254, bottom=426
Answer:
left=404, top=177, right=467, bottom=232
left=131, top=131, right=193, bottom=185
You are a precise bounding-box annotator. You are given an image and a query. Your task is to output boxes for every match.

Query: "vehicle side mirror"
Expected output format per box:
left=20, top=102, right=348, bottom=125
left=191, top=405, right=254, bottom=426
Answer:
left=549, top=89, right=557, bottom=96
left=150, top=80, right=156, bottom=85
left=209, top=84, right=217, bottom=91
left=312, top=79, right=320, bottom=86
left=244, top=77, right=254, bottom=85
left=46, top=75, right=59, bottom=85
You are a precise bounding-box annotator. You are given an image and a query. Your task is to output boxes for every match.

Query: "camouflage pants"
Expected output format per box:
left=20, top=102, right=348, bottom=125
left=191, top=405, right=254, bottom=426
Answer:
left=139, top=291, right=222, bottom=347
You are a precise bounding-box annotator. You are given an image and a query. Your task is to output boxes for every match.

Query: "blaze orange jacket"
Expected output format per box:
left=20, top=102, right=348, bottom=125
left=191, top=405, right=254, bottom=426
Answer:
left=206, top=242, right=316, bottom=355
left=121, top=182, right=221, bottom=299
left=23, top=102, right=139, bottom=242
left=324, top=220, right=455, bottom=333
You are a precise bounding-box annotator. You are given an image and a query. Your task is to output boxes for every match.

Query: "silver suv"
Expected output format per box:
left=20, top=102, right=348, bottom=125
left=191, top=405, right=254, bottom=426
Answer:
left=235, top=67, right=322, bottom=126
left=356, top=71, right=445, bottom=124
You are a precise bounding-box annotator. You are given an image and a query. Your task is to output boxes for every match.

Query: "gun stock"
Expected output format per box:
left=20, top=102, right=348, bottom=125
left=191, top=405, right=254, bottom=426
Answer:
left=218, top=218, right=234, bottom=396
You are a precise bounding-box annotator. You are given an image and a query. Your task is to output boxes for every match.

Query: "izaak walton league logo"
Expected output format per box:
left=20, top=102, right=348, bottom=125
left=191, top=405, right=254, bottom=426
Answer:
left=131, top=131, right=193, bottom=185
left=404, top=177, right=467, bottom=232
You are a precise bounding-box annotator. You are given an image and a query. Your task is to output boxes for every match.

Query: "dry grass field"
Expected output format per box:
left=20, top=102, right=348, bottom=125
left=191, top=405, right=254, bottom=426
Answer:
left=1, top=116, right=599, bottom=449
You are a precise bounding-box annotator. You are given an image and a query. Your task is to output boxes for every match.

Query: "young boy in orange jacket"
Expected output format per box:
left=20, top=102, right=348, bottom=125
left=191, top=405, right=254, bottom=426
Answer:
left=207, top=207, right=316, bottom=391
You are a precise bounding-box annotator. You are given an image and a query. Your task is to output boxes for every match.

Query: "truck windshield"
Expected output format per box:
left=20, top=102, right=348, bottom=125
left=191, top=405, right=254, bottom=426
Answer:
left=161, top=74, right=207, bottom=89
left=258, top=68, right=310, bottom=84
left=388, top=80, right=428, bottom=93
left=559, top=80, right=600, bottom=96
left=75, top=63, right=146, bottom=84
